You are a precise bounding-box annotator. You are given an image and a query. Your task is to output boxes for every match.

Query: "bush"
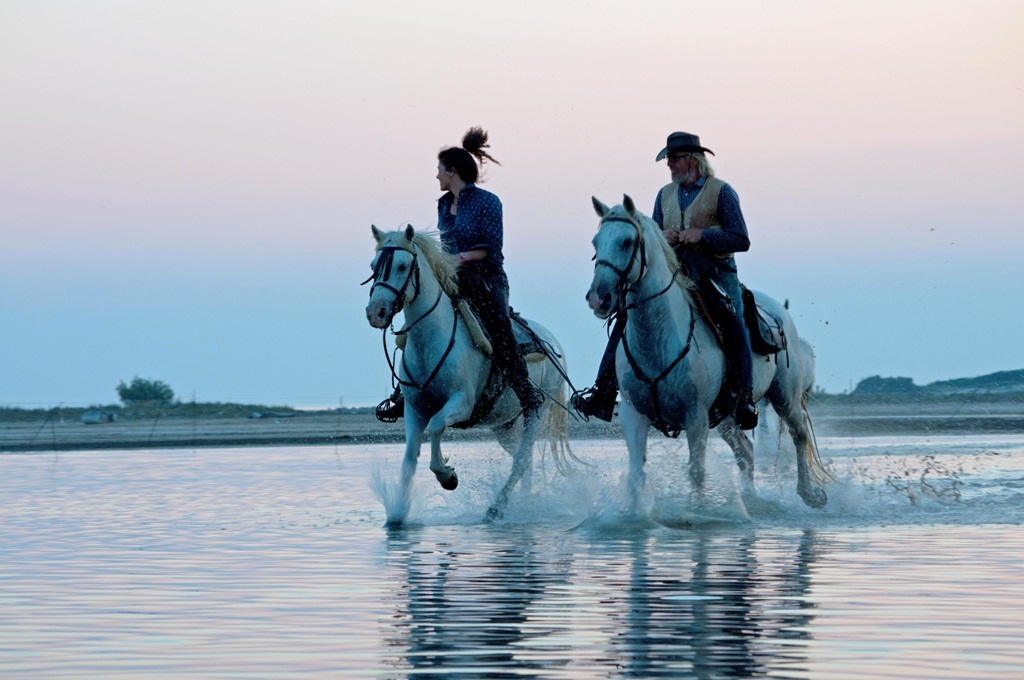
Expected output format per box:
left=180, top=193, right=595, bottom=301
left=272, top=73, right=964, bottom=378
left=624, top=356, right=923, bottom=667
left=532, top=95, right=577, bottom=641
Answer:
left=117, top=377, right=175, bottom=406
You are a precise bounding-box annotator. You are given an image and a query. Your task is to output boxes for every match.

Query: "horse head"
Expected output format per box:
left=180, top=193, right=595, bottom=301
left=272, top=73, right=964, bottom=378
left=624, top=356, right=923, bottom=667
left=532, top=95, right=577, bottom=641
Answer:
left=365, top=224, right=420, bottom=329
left=586, top=195, right=648, bottom=319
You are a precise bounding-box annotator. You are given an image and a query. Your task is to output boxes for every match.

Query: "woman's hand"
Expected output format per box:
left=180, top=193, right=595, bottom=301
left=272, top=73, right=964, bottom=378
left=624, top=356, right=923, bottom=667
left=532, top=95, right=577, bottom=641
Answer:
left=452, top=249, right=487, bottom=266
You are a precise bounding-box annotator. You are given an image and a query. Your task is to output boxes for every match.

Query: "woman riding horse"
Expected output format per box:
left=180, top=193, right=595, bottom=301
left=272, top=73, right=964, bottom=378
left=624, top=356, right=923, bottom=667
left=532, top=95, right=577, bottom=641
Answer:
left=376, top=127, right=544, bottom=421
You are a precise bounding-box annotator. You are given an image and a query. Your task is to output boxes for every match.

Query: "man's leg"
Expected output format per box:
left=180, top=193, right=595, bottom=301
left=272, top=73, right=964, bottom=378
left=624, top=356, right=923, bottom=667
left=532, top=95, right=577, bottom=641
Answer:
left=713, top=269, right=758, bottom=430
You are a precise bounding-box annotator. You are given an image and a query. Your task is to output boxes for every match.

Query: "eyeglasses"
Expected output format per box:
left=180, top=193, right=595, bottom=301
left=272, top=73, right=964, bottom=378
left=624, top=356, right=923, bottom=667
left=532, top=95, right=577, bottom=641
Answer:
left=667, top=153, right=690, bottom=163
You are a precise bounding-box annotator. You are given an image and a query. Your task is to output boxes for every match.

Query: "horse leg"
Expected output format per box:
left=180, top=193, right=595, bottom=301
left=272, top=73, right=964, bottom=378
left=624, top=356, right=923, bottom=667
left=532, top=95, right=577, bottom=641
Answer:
left=618, top=398, right=650, bottom=513
left=774, top=400, right=827, bottom=509
left=493, top=419, right=529, bottom=492
left=719, top=418, right=755, bottom=494
left=684, top=411, right=711, bottom=494
left=425, top=396, right=475, bottom=491
left=388, top=409, right=427, bottom=529
left=486, top=410, right=541, bottom=522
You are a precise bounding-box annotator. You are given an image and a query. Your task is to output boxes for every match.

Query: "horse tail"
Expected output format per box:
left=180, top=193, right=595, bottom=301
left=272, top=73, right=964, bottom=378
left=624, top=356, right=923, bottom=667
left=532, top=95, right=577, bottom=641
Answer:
left=800, top=395, right=833, bottom=485
left=539, top=378, right=583, bottom=476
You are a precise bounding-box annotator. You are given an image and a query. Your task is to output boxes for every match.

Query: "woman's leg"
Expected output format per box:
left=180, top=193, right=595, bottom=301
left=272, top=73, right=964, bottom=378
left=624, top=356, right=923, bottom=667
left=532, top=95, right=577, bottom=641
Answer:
left=461, top=268, right=543, bottom=413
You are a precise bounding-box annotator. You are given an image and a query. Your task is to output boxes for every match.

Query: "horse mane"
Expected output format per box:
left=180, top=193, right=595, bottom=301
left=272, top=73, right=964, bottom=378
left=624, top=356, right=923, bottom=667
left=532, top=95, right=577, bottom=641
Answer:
left=602, top=204, right=695, bottom=294
left=377, top=228, right=460, bottom=298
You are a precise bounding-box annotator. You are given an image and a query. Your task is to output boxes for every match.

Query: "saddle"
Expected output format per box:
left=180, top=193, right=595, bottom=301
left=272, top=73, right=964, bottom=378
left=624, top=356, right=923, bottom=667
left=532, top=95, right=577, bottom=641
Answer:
left=448, top=311, right=549, bottom=430
left=741, top=287, right=787, bottom=356
left=694, top=281, right=787, bottom=357
left=390, top=302, right=541, bottom=430
left=687, top=282, right=788, bottom=432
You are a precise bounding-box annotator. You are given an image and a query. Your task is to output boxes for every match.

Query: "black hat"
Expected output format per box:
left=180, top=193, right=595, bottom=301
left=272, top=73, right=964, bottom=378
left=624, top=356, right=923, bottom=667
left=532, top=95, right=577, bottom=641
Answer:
left=655, top=131, right=714, bottom=161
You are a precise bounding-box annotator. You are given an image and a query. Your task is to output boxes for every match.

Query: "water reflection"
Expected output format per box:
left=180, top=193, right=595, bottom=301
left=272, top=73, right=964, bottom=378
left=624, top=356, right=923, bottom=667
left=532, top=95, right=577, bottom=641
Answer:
left=607, top=530, right=821, bottom=678
left=382, top=527, right=575, bottom=678
left=381, top=527, right=824, bottom=678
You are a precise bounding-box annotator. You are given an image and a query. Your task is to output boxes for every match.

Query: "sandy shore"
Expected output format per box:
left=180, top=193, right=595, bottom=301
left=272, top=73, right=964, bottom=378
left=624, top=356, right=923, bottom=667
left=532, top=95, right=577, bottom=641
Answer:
left=2, top=402, right=1022, bottom=453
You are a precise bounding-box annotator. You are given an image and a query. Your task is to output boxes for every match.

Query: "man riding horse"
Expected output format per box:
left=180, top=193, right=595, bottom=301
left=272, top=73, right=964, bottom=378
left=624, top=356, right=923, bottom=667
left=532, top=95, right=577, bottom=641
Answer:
left=573, top=131, right=760, bottom=430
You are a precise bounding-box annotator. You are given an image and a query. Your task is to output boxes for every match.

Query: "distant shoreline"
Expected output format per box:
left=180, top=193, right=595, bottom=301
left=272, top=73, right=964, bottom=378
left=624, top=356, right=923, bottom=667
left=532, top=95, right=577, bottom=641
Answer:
left=2, top=403, right=1023, bottom=453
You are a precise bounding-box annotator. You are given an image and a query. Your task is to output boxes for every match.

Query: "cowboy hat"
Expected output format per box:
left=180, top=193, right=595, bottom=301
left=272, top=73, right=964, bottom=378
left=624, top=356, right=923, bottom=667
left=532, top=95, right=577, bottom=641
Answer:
left=655, top=131, right=715, bottom=161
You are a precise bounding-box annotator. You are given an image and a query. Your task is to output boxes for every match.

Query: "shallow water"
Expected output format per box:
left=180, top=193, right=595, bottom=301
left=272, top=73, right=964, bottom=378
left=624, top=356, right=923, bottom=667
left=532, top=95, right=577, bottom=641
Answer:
left=2, top=434, right=1023, bottom=678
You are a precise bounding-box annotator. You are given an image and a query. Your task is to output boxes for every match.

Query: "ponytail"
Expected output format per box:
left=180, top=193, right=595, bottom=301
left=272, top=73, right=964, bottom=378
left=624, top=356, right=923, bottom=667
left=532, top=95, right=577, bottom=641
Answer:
left=438, top=127, right=501, bottom=183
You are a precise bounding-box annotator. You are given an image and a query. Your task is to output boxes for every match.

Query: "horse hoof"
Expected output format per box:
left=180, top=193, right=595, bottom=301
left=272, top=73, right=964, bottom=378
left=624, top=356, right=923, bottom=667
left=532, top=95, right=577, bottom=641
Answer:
left=800, top=486, right=827, bottom=509
left=439, top=469, right=458, bottom=491
left=484, top=506, right=503, bottom=522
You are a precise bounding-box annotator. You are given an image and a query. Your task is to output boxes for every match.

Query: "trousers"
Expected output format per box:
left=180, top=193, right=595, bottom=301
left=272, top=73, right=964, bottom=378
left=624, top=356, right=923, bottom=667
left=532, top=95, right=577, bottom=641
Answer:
left=456, top=263, right=535, bottom=402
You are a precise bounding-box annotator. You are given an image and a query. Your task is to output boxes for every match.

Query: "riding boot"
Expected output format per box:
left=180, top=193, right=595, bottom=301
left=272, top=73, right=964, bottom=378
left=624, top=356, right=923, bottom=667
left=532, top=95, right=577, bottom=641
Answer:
left=723, top=312, right=758, bottom=430
left=571, top=315, right=624, bottom=422
left=375, top=386, right=404, bottom=423
left=708, top=286, right=758, bottom=430
left=734, top=387, right=759, bottom=431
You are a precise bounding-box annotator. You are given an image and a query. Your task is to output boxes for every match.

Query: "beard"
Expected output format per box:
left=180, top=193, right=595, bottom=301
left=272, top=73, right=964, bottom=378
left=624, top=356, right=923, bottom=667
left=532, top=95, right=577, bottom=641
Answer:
left=671, top=167, right=698, bottom=186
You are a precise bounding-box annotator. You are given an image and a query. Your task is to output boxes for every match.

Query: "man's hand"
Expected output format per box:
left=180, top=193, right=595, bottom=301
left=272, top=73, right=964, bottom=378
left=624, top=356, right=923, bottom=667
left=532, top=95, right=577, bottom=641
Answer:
left=662, top=228, right=680, bottom=246
left=680, top=228, right=703, bottom=245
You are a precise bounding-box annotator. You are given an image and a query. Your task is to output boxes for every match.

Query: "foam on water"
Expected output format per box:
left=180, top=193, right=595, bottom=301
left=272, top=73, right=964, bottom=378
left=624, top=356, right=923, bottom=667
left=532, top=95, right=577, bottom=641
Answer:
left=367, top=433, right=1024, bottom=531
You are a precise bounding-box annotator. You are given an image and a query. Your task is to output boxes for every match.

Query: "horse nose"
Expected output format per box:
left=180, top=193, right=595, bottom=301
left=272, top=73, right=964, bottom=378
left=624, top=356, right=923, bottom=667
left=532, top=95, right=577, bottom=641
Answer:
left=366, top=304, right=387, bottom=327
left=586, top=290, right=609, bottom=313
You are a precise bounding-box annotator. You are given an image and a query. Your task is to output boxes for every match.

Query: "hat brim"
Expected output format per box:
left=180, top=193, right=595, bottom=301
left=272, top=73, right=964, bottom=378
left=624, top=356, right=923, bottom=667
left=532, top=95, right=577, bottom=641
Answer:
left=655, top=145, right=715, bottom=161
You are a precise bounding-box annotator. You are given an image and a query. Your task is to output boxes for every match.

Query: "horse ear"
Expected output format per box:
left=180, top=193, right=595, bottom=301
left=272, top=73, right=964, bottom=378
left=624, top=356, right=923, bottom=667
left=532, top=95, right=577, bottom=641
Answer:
left=623, top=194, right=636, bottom=217
left=404, top=224, right=415, bottom=241
left=371, top=225, right=383, bottom=243
left=592, top=197, right=610, bottom=218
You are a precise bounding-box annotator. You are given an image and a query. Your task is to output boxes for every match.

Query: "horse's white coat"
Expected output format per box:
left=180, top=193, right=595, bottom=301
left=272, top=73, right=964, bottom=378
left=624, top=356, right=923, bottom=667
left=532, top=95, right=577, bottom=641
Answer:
left=586, top=198, right=827, bottom=510
left=366, top=226, right=570, bottom=525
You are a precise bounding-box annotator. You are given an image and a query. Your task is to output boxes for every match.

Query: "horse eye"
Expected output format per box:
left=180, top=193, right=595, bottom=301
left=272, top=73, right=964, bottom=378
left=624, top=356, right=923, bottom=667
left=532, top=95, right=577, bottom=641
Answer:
left=622, top=239, right=633, bottom=250
left=397, top=264, right=407, bottom=272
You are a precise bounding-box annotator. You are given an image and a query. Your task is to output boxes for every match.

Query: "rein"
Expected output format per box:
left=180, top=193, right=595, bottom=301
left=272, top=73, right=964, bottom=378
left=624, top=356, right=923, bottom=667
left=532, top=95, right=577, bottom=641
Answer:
left=619, top=309, right=697, bottom=438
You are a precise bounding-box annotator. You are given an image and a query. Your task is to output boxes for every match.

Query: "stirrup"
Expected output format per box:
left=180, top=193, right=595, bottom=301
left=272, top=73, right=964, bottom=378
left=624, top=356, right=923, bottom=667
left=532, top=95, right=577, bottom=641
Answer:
left=375, top=397, right=402, bottom=424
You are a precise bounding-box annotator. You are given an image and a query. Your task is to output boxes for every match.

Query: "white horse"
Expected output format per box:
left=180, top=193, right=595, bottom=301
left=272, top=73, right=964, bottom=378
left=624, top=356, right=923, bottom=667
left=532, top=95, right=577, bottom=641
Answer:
left=365, top=225, right=572, bottom=526
left=585, top=197, right=829, bottom=510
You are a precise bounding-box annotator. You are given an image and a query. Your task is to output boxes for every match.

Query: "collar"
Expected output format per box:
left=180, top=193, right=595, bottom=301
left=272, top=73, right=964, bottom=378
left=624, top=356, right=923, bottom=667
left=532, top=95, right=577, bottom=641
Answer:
left=678, top=175, right=707, bottom=192
left=438, top=183, right=478, bottom=204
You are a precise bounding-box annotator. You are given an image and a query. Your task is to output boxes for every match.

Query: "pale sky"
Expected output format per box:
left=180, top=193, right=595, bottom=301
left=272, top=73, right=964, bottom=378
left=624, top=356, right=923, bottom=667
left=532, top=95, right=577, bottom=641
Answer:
left=2, top=1, right=1022, bottom=407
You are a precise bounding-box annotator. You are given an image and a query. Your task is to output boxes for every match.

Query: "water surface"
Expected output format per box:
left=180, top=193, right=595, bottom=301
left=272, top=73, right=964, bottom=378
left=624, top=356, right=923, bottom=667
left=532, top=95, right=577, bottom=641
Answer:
left=2, top=435, right=1023, bottom=678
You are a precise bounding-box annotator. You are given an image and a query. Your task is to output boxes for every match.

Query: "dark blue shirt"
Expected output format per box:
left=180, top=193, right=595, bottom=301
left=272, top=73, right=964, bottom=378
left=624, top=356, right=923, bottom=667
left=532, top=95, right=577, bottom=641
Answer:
left=652, top=176, right=750, bottom=256
left=437, top=184, right=504, bottom=266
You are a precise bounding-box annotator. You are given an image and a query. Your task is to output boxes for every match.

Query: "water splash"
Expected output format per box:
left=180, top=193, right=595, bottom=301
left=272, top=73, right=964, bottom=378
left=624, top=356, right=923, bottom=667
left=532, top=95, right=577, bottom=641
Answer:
left=370, top=460, right=422, bottom=527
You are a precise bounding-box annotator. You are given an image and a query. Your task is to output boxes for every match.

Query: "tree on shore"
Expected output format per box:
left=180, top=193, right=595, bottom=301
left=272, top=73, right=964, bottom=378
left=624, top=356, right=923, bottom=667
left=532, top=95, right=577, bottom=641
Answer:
left=852, top=375, right=920, bottom=395
left=117, top=377, right=175, bottom=406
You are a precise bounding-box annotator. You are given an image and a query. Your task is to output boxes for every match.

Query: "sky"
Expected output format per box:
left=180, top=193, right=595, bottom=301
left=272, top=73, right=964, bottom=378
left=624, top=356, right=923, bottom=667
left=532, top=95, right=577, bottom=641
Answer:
left=2, top=1, right=1022, bottom=408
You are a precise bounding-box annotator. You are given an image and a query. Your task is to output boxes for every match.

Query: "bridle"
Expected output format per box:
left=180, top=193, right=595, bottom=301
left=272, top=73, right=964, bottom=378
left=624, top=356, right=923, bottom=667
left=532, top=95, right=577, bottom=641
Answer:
left=363, top=245, right=420, bottom=312
left=595, top=214, right=685, bottom=312
left=363, top=243, right=456, bottom=393
left=594, top=216, right=648, bottom=309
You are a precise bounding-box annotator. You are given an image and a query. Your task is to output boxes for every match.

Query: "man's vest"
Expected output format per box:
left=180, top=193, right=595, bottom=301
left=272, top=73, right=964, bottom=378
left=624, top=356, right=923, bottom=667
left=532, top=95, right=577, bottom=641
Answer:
left=659, top=176, right=729, bottom=259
